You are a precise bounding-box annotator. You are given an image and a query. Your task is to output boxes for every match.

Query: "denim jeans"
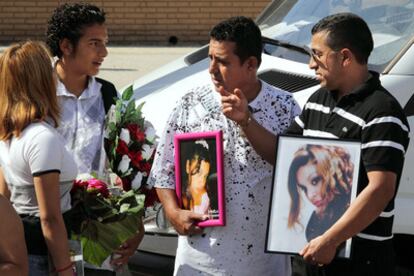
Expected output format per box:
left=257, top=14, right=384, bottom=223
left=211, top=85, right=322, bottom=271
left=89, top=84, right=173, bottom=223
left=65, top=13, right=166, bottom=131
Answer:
left=29, top=254, right=49, bottom=276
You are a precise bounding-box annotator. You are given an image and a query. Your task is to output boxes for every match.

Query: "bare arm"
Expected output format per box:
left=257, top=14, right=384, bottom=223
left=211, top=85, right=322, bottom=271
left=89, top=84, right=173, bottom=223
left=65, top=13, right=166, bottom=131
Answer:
left=239, top=116, right=278, bottom=164
left=0, top=195, right=28, bottom=275
left=34, top=173, right=72, bottom=276
left=220, top=88, right=278, bottom=164
left=156, top=188, right=207, bottom=235
left=301, top=171, right=396, bottom=264
left=0, top=168, right=10, bottom=199
left=111, top=218, right=145, bottom=266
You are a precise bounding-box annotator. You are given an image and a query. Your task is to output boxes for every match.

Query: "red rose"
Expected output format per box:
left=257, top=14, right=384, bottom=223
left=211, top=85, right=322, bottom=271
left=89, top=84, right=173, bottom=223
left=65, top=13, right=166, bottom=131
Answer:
left=71, top=180, right=88, bottom=193
left=116, top=140, right=129, bottom=155
left=143, top=186, right=159, bottom=207
left=136, top=131, right=146, bottom=142
left=127, top=124, right=145, bottom=142
left=121, top=177, right=131, bottom=191
left=140, top=162, right=152, bottom=174
left=87, top=179, right=110, bottom=198
left=128, top=150, right=143, bottom=168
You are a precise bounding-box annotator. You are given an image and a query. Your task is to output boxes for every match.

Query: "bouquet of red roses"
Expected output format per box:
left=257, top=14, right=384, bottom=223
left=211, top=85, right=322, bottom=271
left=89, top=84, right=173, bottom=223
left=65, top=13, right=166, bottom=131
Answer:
left=104, top=85, right=158, bottom=207
left=69, top=174, right=144, bottom=267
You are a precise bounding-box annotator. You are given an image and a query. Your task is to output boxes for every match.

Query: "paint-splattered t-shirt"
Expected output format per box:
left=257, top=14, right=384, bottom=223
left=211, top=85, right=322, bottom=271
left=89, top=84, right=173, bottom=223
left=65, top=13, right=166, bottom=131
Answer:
left=148, top=81, right=300, bottom=275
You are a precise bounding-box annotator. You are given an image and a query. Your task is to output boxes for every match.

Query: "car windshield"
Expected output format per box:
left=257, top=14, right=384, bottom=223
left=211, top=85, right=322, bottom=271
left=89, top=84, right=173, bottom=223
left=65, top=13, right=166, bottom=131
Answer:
left=257, top=0, right=414, bottom=72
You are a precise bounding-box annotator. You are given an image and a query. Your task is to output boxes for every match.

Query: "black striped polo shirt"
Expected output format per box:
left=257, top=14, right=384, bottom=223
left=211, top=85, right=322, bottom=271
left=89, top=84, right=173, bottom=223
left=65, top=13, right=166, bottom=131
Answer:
left=286, top=71, right=410, bottom=242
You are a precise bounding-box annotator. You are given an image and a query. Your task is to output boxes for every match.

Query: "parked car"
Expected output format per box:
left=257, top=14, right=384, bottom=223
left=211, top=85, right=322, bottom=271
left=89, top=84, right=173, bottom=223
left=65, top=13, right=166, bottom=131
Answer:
left=130, top=0, right=414, bottom=273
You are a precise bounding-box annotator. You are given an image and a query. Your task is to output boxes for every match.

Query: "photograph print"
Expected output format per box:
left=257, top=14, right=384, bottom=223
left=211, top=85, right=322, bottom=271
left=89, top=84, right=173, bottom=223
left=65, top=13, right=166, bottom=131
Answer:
left=266, top=135, right=361, bottom=258
left=174, top=131, right=225, bottom=227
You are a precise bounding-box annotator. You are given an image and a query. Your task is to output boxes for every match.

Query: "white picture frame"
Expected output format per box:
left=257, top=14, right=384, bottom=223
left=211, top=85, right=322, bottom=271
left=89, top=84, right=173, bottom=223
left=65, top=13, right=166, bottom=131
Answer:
left=266, top=135, right=361, bottom=259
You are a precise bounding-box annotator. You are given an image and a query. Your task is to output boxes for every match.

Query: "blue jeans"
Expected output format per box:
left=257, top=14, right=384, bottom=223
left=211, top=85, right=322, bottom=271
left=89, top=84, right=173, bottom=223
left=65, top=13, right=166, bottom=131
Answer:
left=29, top=254, right=49, bottom=276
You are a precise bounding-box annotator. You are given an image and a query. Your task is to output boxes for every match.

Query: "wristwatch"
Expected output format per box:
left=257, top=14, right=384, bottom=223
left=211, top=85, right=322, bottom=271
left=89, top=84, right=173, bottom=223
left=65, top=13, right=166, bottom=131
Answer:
left=238, top=106, right=253, bottom=129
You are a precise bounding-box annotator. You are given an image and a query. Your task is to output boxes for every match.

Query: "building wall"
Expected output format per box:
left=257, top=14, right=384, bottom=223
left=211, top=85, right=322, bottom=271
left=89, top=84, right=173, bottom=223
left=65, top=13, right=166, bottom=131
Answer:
left=0, top=0, right=271, bottom=45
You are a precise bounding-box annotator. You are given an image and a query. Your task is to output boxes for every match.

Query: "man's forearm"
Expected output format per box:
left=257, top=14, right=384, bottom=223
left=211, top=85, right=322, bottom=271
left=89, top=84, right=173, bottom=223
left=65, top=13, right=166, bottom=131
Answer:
left=241, top=117, right=277, bottom=165
left=156, top=188, right=180, bottom=220
left=323, top=171, right=396, bottom=247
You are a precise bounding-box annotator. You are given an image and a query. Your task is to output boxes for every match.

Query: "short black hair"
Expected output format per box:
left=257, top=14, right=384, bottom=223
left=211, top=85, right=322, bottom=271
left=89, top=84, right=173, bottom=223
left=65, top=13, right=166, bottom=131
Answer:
left=311, top=13, right=373, bottom=64
left=209, top=16, right=262, bottom=66
left=46, top=3, right=106, bottom=58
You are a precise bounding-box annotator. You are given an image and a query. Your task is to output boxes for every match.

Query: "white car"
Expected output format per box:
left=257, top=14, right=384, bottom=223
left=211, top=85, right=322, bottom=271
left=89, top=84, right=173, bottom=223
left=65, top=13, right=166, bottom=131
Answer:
left=129, top=0, right=414, bottom=273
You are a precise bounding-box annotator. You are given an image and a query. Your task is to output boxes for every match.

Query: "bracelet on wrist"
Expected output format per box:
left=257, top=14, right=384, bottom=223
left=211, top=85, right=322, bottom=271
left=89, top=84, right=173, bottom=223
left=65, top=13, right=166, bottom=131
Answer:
left=238, top=111, right=252, bottom=129
left=51, top=262, right=73, bottom=274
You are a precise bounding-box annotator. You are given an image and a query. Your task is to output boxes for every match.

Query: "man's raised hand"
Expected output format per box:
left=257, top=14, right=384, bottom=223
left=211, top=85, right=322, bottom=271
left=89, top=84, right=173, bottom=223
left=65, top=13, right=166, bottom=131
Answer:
left=219, top=87, right=250, bottom=125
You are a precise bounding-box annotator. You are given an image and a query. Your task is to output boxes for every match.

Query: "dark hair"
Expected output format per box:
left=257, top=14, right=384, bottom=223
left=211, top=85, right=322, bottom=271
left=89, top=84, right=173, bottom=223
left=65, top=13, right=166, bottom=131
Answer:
left=311, top=13, right=373, bottom=64
left=46, top=3, right=106, bottom=58
left=182, top=141, right=211, bottom=210
left=209, top=16, right=262, bottom=66
left=189, top=142, right=210, bottom=163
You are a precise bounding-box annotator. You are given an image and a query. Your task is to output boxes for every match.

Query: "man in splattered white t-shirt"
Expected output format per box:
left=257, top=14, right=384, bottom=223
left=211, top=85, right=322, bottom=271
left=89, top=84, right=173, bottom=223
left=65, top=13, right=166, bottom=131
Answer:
left=148, top=16, right=300, bottom=275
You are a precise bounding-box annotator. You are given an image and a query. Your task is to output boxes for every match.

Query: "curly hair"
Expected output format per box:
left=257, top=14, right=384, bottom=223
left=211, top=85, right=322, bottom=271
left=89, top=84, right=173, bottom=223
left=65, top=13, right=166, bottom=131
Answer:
left=45, top=3, right=106, bottom=58
left=287, top=145, right=354, bottom=228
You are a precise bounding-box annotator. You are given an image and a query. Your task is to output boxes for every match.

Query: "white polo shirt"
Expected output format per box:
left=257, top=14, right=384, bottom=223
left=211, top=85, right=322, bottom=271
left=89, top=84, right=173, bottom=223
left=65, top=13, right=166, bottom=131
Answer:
left=56, top=77, right=106, bottom=175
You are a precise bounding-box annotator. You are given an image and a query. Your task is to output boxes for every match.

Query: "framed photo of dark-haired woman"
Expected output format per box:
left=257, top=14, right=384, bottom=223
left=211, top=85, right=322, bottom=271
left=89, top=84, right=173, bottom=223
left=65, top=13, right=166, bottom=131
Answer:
left=265, top=135, right=361, bottom=259
left=174, top=131, right=225, bottom=227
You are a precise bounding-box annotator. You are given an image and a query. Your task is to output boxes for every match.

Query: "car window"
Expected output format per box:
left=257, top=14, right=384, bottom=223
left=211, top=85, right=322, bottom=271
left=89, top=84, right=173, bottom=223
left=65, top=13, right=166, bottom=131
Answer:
left=258, top=0, right=414, bottom=72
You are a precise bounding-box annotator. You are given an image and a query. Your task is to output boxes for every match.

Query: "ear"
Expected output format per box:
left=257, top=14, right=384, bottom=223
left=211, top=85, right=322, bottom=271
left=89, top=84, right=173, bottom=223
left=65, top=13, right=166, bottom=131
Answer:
left=59, top=38, right=74, bottom=57
left=339, top=48, right=353, bottom=67
left=245, top=56, right=259, bottom=71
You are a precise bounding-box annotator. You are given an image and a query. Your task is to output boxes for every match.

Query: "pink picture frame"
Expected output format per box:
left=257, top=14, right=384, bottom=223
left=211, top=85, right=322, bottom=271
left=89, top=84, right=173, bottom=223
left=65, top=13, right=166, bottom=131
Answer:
left=174, top=131, right=225, bottom=227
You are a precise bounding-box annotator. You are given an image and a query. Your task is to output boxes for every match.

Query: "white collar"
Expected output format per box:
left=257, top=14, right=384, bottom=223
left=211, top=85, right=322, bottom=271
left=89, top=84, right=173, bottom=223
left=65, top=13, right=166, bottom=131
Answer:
left=56, top=77, right=102, bottom=100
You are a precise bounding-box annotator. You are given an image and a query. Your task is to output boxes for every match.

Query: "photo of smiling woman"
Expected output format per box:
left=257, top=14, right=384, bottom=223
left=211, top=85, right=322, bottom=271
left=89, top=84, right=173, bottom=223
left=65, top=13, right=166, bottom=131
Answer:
left=288, top=145, right=354, bottom=242
left=266, top=137, right=360, bottom=257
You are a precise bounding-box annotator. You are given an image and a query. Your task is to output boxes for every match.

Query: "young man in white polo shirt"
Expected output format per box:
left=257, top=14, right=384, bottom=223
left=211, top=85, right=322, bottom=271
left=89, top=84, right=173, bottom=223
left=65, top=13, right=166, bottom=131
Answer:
left=46, top=3, right=143, bottom=275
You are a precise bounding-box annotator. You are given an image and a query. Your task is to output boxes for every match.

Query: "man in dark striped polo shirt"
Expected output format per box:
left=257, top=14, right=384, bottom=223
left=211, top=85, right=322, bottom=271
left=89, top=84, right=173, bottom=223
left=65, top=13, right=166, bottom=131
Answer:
left=286, top=13, right=410, bottom=276
left=220, top=13, right=410, bottom=276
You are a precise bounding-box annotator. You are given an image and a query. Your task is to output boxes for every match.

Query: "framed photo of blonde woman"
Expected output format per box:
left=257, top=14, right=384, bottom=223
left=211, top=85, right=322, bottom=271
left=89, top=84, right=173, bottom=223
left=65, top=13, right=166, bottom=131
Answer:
left=174, top=131, right=225, bottom=227
left=265, top=135, right=361, bottom=258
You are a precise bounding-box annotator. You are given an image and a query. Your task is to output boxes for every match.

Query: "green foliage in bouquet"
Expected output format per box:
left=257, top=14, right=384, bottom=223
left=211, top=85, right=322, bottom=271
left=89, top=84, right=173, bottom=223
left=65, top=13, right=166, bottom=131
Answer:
left=69, top=177, right=145, bottom=266
left=104, top=85, right=158, bottom=207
